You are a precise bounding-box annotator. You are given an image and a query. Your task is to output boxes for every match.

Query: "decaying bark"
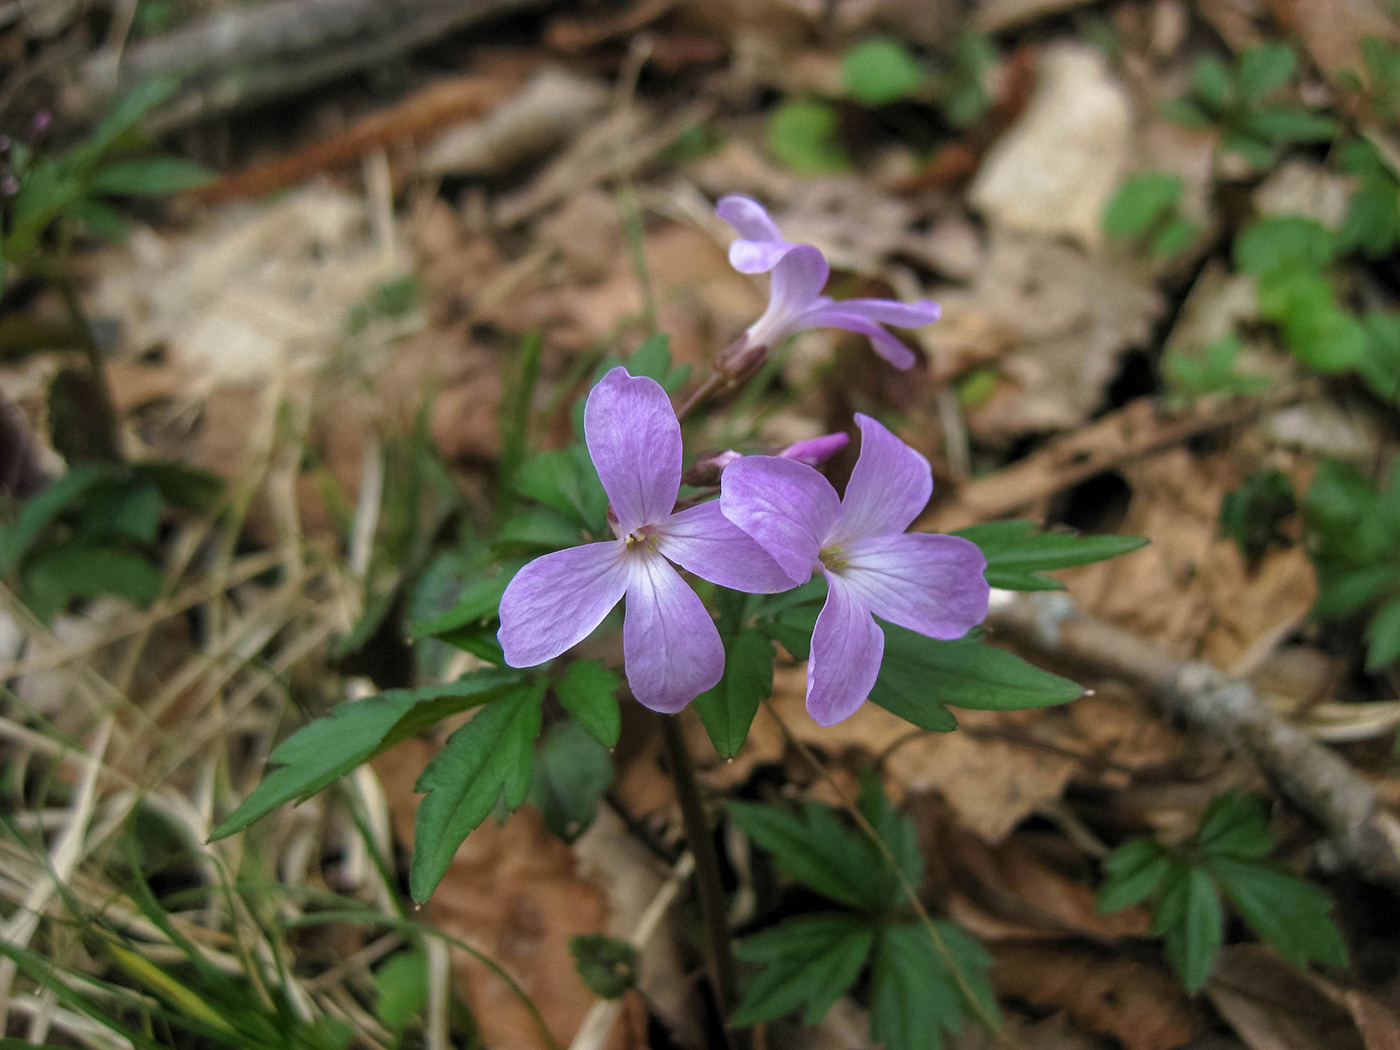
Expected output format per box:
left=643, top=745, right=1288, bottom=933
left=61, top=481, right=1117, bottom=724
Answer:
left=989, top=590, right=1400, bottom=893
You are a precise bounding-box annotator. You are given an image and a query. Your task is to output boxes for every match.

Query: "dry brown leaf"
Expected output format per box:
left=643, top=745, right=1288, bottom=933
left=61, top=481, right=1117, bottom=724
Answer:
left=1207, top=945, right=1365, bottom=1050
left=1347, top=991, right=1400, bottom=1050
left=373, top=738, right=613, bottom=1050
left=1267, top=0, right=1400, bottom=85
left=992, top=941, right=1205, bottom=1050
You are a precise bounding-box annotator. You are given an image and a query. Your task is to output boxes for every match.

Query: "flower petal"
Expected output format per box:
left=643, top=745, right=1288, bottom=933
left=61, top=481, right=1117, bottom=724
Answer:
left=498, top=541, right=628, bottom=667
left=768, top=244, right=830, bottom=318
left=717, top=194, right=784, bottom=242
left=721, top=456, right=842, bottom=585
left=729, top=239, right=800, bottom=274
left=623, top=553, right=724, bottom=712
left=779, top=431, right=849, bottom=466
left=838, top=532, right=990, bottom=640
left=816, top=298, right=940, bottom=328
left=834, top=414, right=933, bottom=542
left=806, top=575, right=884, bottom=726
left=654, top=500, right=796, bottom=594
left=788, top=306, right=917, bottom=369
left=584, top=366, right=682, bottom=534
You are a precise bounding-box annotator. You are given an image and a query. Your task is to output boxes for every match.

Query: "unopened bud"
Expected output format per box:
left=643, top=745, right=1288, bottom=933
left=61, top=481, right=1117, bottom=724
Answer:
left=779, top=432, right=849, bottom=467
left=682, top=449, right=742, bottom=487
left=715, top=332, right=768, bottom=381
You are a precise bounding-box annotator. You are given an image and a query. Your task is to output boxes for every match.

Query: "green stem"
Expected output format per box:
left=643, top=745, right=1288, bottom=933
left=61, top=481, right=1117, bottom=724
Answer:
left=659, top=714, right=739, bottom=1044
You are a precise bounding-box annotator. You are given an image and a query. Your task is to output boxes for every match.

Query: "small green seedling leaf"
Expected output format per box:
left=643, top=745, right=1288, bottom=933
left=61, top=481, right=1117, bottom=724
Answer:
left=373, top=950, right=428, bottom=1028
left=1102, top=173, right=1182, bottom=238
left=1098, top=838, right=1171, bottom=913
left=570, top=935, right=639, bottom=1000
left=90, top=156, right=213, bottom=196
left=842, top=38, right=924, bottom=107
left=766, top=100, right=851, bottom=175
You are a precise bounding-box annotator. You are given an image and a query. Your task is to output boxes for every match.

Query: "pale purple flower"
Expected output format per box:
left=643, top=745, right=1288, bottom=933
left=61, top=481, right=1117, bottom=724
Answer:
left=716, top=195, right=941, bottom=371
left=681, top=432, right=848, bottom=487
left=779, top=432, right=849, bottom=466
left=498, top=367, right=793, bottom=713
left=720, top=415, right=990, bottom=727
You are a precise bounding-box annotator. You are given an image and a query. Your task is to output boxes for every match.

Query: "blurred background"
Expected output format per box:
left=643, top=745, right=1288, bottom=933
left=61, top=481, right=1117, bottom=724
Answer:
left=4, top=0, right=1400, bottom=1048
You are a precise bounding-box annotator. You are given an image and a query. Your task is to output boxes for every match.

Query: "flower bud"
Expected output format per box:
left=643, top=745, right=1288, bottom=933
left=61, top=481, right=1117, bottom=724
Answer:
left=714, top=332, right=768, bottom=382
left=682, top=449, right=742, bottom=487
left=778, top=432, right=849, bottom=467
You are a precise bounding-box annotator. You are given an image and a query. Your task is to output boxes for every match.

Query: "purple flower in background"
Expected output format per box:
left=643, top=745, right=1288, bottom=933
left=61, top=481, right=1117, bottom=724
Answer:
left=682, top=432, right=850, bottom=487
left=716, top=195, right=941, bottom=371
left=498, top=367, right=793, bottom=713
left=779, top=432, right=849, bottom=466
left=721, top=415, right=990, bottom=726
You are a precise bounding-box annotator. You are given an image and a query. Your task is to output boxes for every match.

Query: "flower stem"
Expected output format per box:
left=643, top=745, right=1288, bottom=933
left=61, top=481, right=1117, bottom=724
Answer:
left=675, top=370, right=727, bottom=422
left=659, top=713, right=739, bottom=1041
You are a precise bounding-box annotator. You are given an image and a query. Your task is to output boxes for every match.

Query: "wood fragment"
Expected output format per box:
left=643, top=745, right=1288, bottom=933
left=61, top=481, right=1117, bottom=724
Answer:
left=989, top=591, right=1400, bottom=893
left=925, top=387, right=1311, bottom=531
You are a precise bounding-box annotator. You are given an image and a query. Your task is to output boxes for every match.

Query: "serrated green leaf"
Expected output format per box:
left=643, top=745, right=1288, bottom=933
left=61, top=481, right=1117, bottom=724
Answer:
left=531, top=720, right=612, bottom=843
left=842, top=38, right=924, bottom=107
left=570, top=935, right=639, bottom=1000
left=1160, top=866, right=1222, bottom=993
left=873, top=625, right=1083, bottom=715
left=373, top=951, right=427, bottom=1028
left=554, top=659, right=621, bottom=748
left=870, top=922, right=998, bottom=1050
left=949, top=520, right=1147, bottom=591
left=210, top=669, right=524, bottom=840
left=1236, top=43, right=1297, bottom=104
left=729, top=800, right=889, bottom=912
left=1197, top=792, right=1273, bottom=860
left=732, top=913, right=874, bottom=1026
left=1099, top=837, right=1171, bottom=913
left=91, top=156, right=214, bottom=196
left=0, top=462, right=124, bottom=572
left=1210, top=856, right=1348, bottom=969
left=694, top=627, right=773, bottom=757
left=1102, top=173, right=1182, bottom=238
left=766, top=100, right=851, bottom=175
left=858, top=771, right=923, bottom=891
left=410, top=680, right=546, bottom=900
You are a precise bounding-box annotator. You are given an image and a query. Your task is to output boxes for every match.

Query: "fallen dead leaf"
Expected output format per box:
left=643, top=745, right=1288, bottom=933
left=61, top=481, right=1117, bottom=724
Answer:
left=992, top=940, right=1205, bottom=1050
left=1208, top=944, right=1365, bottom=1050
left=1348, top=990, right=1400, bottom=1050
left=1268, top=0, right=1400, bottom=86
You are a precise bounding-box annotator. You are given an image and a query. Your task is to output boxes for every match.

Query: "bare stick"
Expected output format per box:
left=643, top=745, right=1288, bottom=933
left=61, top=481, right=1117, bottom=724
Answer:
left=988, top=591, right=1400, bottom=892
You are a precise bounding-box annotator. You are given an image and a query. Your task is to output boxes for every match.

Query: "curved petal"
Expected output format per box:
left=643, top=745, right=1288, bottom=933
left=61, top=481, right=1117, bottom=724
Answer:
left=716, top=194, right=784, bottom=243
left=838, top=533, right=990, bottom=640
left=834, top=414, right=932, bottom=543
left=768, top=244, right=830, bottom=318
left=788, top=307, right=917, bottom=369
left=729, top=239, right=800, bottom=274
left=498, top=541, right=628, bottom=667
left=584, top=366, right=682, bottom=534
left=623, top=554, right=724, bottom=713
left=817, top=298, right=941, bottom=328
left=654, top=500, right=796, bottom=594
left=806, top=575, right=884, bottom=726
left=778, top=431, right=849, bottom=466
left=721, top=456, right=841, bottom=585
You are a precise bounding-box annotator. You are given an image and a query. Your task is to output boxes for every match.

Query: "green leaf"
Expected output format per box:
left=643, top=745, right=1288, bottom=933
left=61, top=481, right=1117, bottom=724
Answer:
left=90, top=156, right=214, bottom=196
left=1242, top=106, right=1339, bottom=143
left=1221, top=131, right=1277, bottom=170
left=729, top=800, right=889, bottom=913
left=694, top=627, right=773, bottom=758
left=1099, top=837, right=1171, bottom=913
left=23, top=542, right=162, bottom=615
left=1210, top=857, right=1348, bottom=969
left=493, top=507, right=584, bottom=555
left=1161, top=96, right=1215, bottom=129
left=842, top=38, right=924, bottom=107
left=570, top=935, right=639, bottom=1000
left=1236, top=43, right=1297, bottom=104
left=1197, top=791, right=1273, bottom=860
left=210, top=669, right=524, bottom=840
left=766, top=100, right=852, bottom=175
left=1361, top=312, right=1400, bottom=402
left=1367, top=593, right=1400, bottom=669
left=87, top=76, right=182, bottom=155
left=530, top=720, right=613, bottom=843
left=1160, top=866, right=1222, bottom=993
left=1282, top=302, right=1368, bottom=373
left=1220, top=469, right=1297, bottom=562
left=553, top=659, right=621, bottom=748
left=1102, top=173, right=1182, bottom=238
left=408, top=568, right=515, bottom=641
left=516, top=445, right=608, bottom=533
left=373, top=950, right=427, bottom=1028
left=859, top=771, right=923, bottom=891
left=950, top=520, right=1148, bottom=591
left=0, top=462, right=124, bottom=572
left=870, top=922, right=998, bottom=1050
left=131, top=460, right=222, bottom=512
left=70, top=196, right=130, bottom=241
left=732, top=913, right=874, bottom=1026
left=873, top=625, right=1084, bottom=716
left=1234, top=216, right=1337, bottom=277
left=1190, top=57, right=1231, bottom=112
left=627, top=332, right=689, bottom=390
left=410, top=680, right=546, bottom=901
left=1152, top=217, right=1200, bottom=258
left=78, top=477, right=163, bottom=543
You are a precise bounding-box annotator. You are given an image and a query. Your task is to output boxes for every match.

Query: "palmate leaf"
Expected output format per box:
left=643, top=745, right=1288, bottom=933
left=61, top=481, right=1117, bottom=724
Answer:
left=1196, top=791, right=1273, bottom=860
left=1157, top=865, right=1222, bottom=993
left=870, top=921, right=998, bottom=1050
left=1098, top=837, right=1171, bottom=913
left=1209, top=857, right=1348, bottom=969
left=210, top=669, right=524, bottom=840
left=530, top=720, right=613, bottom=843
left=949, top=519, right=1147, bottom=591
left=732, top=913, right=875, bottom=1026
left=410, top=680, right=546, bottom=901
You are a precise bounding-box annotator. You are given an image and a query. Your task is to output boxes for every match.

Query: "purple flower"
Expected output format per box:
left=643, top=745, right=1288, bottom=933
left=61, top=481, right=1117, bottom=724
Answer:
left=716, top=195, right=941, bottom=371
left=779, top=432, right=849, bottom=466
left=498, top=367, right=794, bottom=713
left=720, top=415, right=990, bottom=726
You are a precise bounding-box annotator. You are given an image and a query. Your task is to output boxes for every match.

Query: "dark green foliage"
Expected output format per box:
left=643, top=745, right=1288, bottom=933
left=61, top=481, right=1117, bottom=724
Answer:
left=951, top=519, right=1148, bottom=591
left=1162, top=336, right=1271, bottom=404
left=1101, top=172, right=1199, bottom=259
left=766, top=100, right=851, bottom=174
left=1099, top=791, right=1347, bottom=992
left=1220, top=468, right=1297, bottom=562
left=530, top=720, right=613, bottom=843
left=841, top=39, right=924, bottom=107
left=570, top=935, right=639, bottom=1000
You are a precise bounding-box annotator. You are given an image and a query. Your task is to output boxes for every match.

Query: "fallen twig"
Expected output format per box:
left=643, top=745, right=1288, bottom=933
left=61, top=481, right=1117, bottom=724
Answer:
left=988, top=590, right=1400, bottom=893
